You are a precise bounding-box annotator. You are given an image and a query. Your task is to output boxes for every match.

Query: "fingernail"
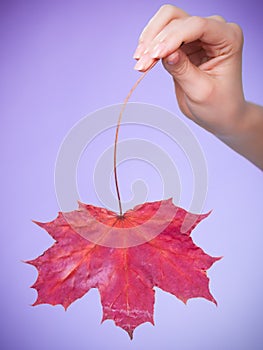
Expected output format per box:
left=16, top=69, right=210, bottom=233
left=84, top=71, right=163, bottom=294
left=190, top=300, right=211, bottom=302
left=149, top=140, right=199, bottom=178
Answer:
left=150, top=43, right=165, bottom=58
left=167, top=52, right=180, bottom=65
left=134, top=59, right=145, bottom=71
left=133, top=43, right=145, bottom=59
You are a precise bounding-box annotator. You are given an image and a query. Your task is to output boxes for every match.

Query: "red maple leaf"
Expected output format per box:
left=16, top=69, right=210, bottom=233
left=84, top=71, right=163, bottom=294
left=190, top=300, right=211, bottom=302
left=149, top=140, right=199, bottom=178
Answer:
left=27, top=198, right=220, bottom=339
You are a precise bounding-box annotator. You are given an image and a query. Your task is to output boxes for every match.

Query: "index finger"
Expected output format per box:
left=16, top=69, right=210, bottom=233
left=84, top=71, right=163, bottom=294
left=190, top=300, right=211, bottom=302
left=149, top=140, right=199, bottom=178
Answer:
left=139, top=4, right=188, bottom=43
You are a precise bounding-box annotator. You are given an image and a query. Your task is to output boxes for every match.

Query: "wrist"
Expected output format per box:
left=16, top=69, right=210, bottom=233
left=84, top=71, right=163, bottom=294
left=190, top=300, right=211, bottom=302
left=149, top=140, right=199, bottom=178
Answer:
left=228, top=101, right=260, bottom=137
left=216, top=101, right=263, bottom=169
left=213, top=97, right=248, bottom=139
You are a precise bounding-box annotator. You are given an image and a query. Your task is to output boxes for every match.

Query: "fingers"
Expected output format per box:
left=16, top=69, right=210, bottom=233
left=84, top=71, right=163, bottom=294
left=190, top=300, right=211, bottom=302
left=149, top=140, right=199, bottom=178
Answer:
left=133, top=5, right=188, bottom=59
left=139, top=4, right=188, bottom=42
left=134, top=14, right=237, bottom=71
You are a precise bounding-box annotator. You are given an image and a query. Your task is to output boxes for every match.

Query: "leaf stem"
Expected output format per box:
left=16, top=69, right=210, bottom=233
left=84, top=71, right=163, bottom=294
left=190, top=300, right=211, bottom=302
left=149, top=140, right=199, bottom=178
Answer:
left=113, top=61, right=158, bottom=216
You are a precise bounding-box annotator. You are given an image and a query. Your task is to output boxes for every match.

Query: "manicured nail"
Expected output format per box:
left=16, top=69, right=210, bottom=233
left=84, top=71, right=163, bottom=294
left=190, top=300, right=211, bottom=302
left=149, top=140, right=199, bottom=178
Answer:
left=133, top=43, right=145, bottom=59
left=134, top=52, right=154, bottom=71
left=150, top=42, right=166, bottom=58
left=134, top=59, right=145, bottom=71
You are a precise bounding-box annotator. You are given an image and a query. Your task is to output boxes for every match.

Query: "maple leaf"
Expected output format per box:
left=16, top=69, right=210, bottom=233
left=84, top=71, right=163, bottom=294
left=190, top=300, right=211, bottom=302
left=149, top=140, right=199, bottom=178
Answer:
left=27, top=198, right=220, bottom=339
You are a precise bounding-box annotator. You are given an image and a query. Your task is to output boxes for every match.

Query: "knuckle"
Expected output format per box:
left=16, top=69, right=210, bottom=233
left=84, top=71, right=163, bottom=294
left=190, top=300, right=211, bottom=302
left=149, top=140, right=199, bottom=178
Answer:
left=159, top=4, right=176, bottom=13
left=232, top=23, right=244, bottom=40
left=208, top=15, right=226, bottom=22
left=229, top=22, right=244, bottom=48
left=158, top=4, right=189, bottom=21
left=189, top=15, right=206, bottom=30
left=159, top=4, right=184, bottom=18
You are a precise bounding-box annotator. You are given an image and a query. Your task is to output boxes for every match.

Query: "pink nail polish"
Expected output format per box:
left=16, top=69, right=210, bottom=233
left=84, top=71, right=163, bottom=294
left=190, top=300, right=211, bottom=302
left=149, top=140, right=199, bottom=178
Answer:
left=150, top=44, right=162, bottom=58
left=133, top=43, right=145, bottom=59
left=134, top=60, right=145, bottom=71
left=150, top=43, right=165, bottom=58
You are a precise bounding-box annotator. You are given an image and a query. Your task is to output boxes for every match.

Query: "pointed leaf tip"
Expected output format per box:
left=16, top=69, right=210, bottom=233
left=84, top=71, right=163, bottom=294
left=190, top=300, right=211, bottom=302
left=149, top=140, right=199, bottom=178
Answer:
left=127, top=330, right=134, bottom=340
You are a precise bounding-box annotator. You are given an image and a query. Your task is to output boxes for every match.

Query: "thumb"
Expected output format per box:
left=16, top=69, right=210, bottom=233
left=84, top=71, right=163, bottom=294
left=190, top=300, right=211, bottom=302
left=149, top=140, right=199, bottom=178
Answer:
left=162, top=50, right=211, bottom=102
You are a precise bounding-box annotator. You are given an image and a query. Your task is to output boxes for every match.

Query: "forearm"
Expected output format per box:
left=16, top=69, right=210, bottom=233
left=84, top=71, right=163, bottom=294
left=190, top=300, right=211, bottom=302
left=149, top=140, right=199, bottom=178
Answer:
left=217, top=102, right=263, bottom=169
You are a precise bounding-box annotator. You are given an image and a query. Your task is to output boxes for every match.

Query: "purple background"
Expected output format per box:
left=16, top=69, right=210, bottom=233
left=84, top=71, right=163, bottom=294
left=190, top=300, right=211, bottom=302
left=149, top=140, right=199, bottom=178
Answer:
left=1, top=0, right=263, bottom=349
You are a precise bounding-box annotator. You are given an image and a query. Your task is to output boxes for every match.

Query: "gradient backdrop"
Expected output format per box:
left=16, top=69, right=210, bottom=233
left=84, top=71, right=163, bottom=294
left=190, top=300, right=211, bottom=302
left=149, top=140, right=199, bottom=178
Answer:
left=1, top=0, right=263, bottom=349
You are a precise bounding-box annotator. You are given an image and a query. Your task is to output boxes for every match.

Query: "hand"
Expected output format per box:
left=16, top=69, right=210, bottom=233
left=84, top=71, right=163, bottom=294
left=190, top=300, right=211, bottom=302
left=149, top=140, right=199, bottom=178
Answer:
left=133, top=5, right=245, bottom=136
left=133, top=5, right=263, bottom=170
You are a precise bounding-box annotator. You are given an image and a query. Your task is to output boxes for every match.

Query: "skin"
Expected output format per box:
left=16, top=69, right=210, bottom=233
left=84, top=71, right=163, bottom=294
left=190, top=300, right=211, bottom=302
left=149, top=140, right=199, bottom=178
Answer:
left=133, top=5, right=263, bottom=170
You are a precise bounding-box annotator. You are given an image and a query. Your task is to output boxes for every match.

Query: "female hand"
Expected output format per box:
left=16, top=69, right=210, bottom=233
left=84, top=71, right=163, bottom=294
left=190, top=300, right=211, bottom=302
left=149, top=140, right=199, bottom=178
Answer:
left=133, top=5, right=263, bottom=169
